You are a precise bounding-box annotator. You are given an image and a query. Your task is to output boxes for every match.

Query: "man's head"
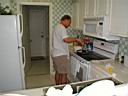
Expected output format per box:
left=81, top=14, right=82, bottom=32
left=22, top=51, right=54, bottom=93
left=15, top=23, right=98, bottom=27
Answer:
left=60, top=15, right=71, bottom=28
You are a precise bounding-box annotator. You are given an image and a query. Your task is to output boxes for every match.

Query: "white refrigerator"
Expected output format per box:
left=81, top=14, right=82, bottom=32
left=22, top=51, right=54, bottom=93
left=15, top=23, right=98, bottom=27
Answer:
left=0, top=15, right=25, bottom=92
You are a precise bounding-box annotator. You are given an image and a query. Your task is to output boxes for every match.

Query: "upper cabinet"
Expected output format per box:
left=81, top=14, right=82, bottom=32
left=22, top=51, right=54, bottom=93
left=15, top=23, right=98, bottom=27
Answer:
left=79, top=0, right=86, bottom=29
left=109, top=0, right=128, bottom=37
left=73, top=0, right=128, bottom=37
left=85, top=0, right=95, bottom=17
left=85, top=0, right=110, bottom=17
left=85, top=0, right=128, bottom=37
left=72, top=0, right=79, bottom=29
left=72, top=0, right=86, bottom=29
left=95, top=0, right=110, bottom=16
left=72, top=0, right=110, bottom=29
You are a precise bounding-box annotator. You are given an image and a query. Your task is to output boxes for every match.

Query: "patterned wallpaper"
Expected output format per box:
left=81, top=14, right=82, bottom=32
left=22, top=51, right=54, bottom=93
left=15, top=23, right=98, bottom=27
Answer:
left=119, top=37, right=128, bottom=56
left=51, top=0, right=72, bottom=28
left=0, top=0, right=10, bottom=7
left=10, top=0, right=17, bottom=14
left=10, top=0, right=73, bottom=26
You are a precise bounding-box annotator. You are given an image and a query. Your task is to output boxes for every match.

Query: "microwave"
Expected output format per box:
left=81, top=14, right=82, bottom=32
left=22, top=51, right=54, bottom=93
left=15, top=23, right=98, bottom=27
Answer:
left=84, top=20, right=104, bottom=36
left=83, top=17, right=120, bottom=40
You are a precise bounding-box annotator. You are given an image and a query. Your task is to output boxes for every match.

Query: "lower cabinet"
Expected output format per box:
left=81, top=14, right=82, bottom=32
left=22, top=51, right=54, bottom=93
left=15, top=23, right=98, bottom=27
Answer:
left=72, top=0, right=86, bottom=29
left=88, top=64, right=111, bottom=80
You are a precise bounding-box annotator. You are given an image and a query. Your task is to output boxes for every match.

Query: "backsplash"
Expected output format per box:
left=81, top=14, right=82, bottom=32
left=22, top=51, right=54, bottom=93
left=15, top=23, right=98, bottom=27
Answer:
left=119, top=37, right=128, bottom=56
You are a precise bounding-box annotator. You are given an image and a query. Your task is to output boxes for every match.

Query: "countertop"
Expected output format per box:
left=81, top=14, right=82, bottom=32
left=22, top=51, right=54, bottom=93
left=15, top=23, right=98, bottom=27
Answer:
left=91, top=60, right=128, bottom=83
left=1, top=88, right=44, bottom=96
left=1, top=80, right=128, bottom=96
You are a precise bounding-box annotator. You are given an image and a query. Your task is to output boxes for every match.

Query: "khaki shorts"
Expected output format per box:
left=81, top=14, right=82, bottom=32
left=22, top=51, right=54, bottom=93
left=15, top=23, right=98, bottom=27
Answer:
left=52, top=55, right=69, bottom=73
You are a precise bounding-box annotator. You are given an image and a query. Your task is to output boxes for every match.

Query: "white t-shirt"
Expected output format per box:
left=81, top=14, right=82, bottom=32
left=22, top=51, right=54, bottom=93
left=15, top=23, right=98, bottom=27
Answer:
left=52, top=24, right=69, bottom=57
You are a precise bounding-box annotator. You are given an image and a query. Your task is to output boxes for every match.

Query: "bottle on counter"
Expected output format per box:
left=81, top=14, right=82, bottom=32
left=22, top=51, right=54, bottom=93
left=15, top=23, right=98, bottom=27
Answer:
left=105, top=64, right=113, bottom=75
left=83, top=37, right=93, bottom=51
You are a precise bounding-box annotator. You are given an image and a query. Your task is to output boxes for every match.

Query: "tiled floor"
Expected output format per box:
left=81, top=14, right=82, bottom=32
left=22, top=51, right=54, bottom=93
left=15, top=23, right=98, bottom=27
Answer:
left=26, top=59, right=55, bottom=89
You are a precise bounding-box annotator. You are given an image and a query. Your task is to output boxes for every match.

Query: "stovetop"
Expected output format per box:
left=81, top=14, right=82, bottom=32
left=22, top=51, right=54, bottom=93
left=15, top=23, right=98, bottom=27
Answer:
left=76, top=50, right=109, bottom=61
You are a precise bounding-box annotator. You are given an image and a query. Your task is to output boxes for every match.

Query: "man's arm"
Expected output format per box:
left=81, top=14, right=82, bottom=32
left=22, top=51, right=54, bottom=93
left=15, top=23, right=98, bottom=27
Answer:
left=63, top=37, right=83, bottom=45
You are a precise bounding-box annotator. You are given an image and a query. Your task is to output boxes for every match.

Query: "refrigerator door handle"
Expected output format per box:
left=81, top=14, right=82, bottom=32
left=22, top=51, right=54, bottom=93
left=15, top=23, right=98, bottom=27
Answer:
left=22, top=47, right=26, bottom=68
left=19, top=14, right=23, bottom=37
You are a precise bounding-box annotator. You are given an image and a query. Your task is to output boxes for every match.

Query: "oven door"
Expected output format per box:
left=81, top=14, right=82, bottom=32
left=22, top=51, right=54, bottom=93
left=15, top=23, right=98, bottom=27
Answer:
left=70, top=55, right=90, bottom=82
left=78, top=62, right=90, bottom=81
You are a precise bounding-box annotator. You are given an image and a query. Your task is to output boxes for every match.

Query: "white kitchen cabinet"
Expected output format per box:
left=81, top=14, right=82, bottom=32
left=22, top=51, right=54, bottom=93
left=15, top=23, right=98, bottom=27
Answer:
left=109, top=0, right=128, bottom=37
left=78, top=0, right=86, bottom=29
left=85, top=0, right=110, bottom=17
left=72, top=0, right=79, bottom=29
left=95, top=0, right=110, bottom=16
left=88, top=64, right=110, bottom=80
left=72, top=0, right=86, bottom=29
left=84, top=0, right=128, bottom=37
left=85, top=0, right=95, bottom=17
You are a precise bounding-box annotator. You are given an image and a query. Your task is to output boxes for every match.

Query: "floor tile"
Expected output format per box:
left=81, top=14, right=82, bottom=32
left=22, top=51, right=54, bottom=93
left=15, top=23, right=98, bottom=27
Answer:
left=26, top=74, right=55, bottom=89
left=26, top=59, right=55, bottom=89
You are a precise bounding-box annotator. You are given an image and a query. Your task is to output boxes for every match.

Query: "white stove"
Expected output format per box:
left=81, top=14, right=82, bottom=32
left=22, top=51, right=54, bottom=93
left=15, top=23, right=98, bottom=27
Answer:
left=70, top=39, right=119, bottom=82
left=93, top=39, right=119, bottom=60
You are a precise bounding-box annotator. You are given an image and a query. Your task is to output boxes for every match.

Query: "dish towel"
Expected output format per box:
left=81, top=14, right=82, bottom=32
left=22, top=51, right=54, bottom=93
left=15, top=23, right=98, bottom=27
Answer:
left=70, top=56, right=80, bottom=77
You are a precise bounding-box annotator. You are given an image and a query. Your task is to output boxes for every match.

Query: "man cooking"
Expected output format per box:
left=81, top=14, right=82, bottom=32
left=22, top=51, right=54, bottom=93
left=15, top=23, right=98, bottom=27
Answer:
left=52, top=15, right=83, bottom=85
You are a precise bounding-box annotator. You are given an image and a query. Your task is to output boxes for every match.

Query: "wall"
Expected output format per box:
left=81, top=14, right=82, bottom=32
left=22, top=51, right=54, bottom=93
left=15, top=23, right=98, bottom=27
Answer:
left=51, top=0, right=72, bottom=28
left=31, top=0, right=50, bottom=2
left=21, top=0, right=50, bottom=2
left=22, top=5, right=32, bottom=75
left=9, top=0, right=73, bottom=27
left=119, top=37, right=128, bottom=57
left=10, top=0, right=20, bottom=14
left=0, top=0, right=10, bottom=7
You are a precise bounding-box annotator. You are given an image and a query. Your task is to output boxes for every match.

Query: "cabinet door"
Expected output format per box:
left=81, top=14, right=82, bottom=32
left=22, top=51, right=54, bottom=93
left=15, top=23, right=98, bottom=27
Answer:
left=110, top=0, right=128, bottom=37
left=79, top=0, right=86, bottom=29
left=86, top=0, right=95, bottom=17
left=72, top=1, right=79, bottom=28
left=96, top=0, right=110, bottom=16
left=88, top=65, right=110, bottom=80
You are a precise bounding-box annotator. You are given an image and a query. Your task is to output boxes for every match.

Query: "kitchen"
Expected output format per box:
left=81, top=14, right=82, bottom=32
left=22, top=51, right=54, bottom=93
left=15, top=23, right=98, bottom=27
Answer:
left=0, top=0, right=128, bottom=95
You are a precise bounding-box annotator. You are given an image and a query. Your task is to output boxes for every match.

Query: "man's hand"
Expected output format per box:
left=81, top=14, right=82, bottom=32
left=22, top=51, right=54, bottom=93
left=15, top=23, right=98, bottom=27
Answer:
left=76, top=39, right=84, bottom=46
left=63, top=37, right=84, bottom=46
